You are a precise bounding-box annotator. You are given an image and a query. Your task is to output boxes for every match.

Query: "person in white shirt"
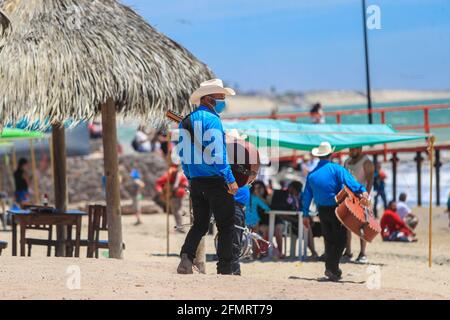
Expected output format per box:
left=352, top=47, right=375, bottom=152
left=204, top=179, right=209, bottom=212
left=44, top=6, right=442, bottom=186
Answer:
left=134, top=126, right=152, bottom=152
left=397, top=193, right=419, bottom=230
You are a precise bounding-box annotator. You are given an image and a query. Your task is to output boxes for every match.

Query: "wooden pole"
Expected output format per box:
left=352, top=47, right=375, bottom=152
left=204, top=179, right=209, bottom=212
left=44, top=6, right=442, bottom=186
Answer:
left=0, top=155, right=4, bottom=191
left=52, top=125, right=68, bottom=257
left=11, top=144, right=17, bottom=170
left=29, top=139, right=40, bottom=204
left=435, top=149, right=441, bottom=206
left=49, top=136, right=55, bottom=188
left=101, top=98, right=123, bottom=259
left=415, top=152, right=423, bottom=207
left=428, top=136, right=435, bottom=268
left=165, top=130, right=171, bottom=256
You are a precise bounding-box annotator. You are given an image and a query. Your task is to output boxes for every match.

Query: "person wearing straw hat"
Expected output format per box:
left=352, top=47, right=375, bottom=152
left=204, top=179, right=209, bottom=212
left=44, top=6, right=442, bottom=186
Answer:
left=302, top=142, right=369, bottom=281
left=177, top=79, right=239, bottom=275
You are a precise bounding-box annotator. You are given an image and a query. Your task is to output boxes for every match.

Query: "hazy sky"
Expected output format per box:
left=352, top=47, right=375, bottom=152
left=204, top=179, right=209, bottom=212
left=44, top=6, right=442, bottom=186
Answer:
left=121, top=0, right=450, bottom=92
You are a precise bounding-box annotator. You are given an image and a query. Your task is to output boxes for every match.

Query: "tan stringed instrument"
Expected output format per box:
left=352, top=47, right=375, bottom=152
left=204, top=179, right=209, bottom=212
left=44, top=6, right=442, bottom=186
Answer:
left=165, top=110, right=260, bottom=187
left=335, top=186, right=381, bottom=242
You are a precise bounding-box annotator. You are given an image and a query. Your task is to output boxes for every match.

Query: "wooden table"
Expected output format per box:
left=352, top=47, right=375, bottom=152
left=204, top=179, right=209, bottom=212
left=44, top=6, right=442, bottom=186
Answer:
left=268, top=210, right=308, bottom=260
left=8, top=209, right=87, bottom=257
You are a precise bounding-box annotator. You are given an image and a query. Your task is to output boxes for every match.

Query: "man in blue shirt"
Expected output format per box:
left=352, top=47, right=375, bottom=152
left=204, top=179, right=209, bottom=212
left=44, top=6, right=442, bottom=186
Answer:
left=302, top=142, right=369, bottom=281
left=177, top=79, right=239, bottom=275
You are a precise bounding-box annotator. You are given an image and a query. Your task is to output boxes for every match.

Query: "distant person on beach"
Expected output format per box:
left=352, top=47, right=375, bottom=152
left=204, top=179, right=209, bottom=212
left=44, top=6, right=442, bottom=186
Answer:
left=343, top=146, right=374, bottom=264
left=130, top=168, right=145, bottom=226
left=397, top=193, right=419, bottom=230
left=373, top=162, right=388, bottom=218
left=14, top=158, right=30, bottom=207
left=132, top=126, right=152, bottom=153
left=157, top=130, right=169, bottom=157
left=246, top=181, right=271, bottom=259
left=155, top=164, right=188, bottom=232
left=255, top=181, right=285, bottom=259
left=287, top=181, right=319, bottom=260
left=300, top=153, right=319, bottom=178
left=88, top=120, right=102, bottom=139
left=310, top=103, right=325, bottom=124
left=177, top=79, right=238, bottom=275
left=303, top=142, right=369, bottom=281
left=380, top=201, right=417, bottom=242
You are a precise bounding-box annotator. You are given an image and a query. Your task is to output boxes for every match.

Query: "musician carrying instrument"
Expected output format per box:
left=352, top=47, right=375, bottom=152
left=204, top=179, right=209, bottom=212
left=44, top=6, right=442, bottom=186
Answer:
left=166, top=110, right=260, bottom=187
left=335, top=186, right=381, bottom=243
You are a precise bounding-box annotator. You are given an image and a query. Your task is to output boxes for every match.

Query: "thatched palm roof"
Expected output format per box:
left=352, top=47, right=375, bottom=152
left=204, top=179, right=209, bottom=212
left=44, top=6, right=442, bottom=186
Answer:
left=0, top=0, right=213, bottom=128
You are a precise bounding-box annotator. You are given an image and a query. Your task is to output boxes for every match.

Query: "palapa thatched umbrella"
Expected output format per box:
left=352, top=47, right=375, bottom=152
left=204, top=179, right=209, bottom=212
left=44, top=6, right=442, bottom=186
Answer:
left=0, top=0, right=213, bottom=258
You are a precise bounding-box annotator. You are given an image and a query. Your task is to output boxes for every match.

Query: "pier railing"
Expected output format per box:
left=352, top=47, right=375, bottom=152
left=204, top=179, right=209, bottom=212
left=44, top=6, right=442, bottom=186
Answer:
left=226, top=103, right=450, bottom=134
left=225, top=103, right=450, bottom=206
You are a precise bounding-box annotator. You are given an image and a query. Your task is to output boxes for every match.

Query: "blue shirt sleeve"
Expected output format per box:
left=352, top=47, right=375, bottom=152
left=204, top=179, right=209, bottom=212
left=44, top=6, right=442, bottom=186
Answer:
left=255, top=196, right=271, bottom=212
left=338, top=165, right=367, bottom=194
left=206, top=116, right=235, bottom=184
left=302, top=177, right=313, bottom=217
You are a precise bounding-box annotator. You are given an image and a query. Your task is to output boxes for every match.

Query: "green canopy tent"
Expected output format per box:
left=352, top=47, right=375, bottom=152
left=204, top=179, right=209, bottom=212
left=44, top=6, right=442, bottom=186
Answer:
left=223, top=119, right=435, bottom=267
left=0, top=128, right=46, bottom=203
left=223, top=119, right=428, bottom=151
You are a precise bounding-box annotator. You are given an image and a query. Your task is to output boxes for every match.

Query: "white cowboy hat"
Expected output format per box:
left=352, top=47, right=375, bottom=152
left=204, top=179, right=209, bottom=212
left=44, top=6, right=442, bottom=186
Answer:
left=190, top=79, right=236, bottom=106
left=311, top=141, right=335, bottom=157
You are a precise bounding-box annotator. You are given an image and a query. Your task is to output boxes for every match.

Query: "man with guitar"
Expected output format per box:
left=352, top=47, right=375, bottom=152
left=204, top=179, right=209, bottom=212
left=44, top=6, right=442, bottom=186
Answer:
left=302, top=142, right=369, bottom=282
left=176, top=79, right=239, bottom=275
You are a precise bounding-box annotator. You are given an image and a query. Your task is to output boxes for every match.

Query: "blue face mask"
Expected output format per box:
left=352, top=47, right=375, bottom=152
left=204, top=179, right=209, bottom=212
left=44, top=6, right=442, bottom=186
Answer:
left=214, top=99, right=227, bottom=114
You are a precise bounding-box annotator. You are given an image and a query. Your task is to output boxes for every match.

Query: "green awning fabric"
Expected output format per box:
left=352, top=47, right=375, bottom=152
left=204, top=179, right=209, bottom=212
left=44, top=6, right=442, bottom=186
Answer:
left=0, top=128, right=45, bottom=140
left=223, top=119, right=428, bottom=151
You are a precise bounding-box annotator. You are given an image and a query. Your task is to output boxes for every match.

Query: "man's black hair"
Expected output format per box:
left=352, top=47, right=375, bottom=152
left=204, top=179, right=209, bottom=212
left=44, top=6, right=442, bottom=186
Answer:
left=288, top=181, right=303, bottom=193
left=18, top=158, right=28, bottom=168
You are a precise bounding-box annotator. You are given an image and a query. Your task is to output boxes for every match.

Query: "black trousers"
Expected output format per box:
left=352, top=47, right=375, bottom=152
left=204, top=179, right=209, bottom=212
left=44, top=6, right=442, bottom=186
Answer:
left=232, top=204, right=245, bottom=275
left=318, top=206, right=347, bottom=274
left=180, top=177, right=235, bottom=274
left=373, top=188, right=387, bottom=218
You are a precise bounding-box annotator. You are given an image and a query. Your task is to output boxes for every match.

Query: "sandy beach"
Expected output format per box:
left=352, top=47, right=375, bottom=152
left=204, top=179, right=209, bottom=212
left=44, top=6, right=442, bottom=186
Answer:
left=1, top=205, right=449, bottom=300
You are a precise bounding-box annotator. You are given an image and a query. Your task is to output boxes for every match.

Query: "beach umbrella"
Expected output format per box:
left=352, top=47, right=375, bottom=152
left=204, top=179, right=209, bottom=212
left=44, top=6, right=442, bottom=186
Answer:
left=0, top=0, right=213, bottom=258
left=0, top=128, right=45, bottom=140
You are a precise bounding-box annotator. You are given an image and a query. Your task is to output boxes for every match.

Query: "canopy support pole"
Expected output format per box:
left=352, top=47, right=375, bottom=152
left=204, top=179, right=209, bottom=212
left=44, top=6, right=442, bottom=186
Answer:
left=52, top=125, right=68, bottom=257
left=101, top=98, right=123, bottom=259
left=415, top=152, right=423, bottom=207
left=390, top=153, right=398, bottom=202
left=428, top=136, right=435, bottom=268
left=29, top=139, right=40, bottom=204
left=435, top=149, right=441, bottom=206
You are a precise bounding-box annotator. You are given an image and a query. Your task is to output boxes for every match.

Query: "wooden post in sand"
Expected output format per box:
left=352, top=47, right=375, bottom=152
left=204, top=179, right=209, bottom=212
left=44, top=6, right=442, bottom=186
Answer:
left=11, top=145, right=17, bottom=171
left=29, top=139, right=40, bottom=204
left=165, top=130, right=171, bottom=256
left=49, top=136, right=55, bottom=188
left=428, top=135, right=436, bottom=268
left=52, top=125, right=68, bottom=257
left=101, top=98, right=123, bottom=259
